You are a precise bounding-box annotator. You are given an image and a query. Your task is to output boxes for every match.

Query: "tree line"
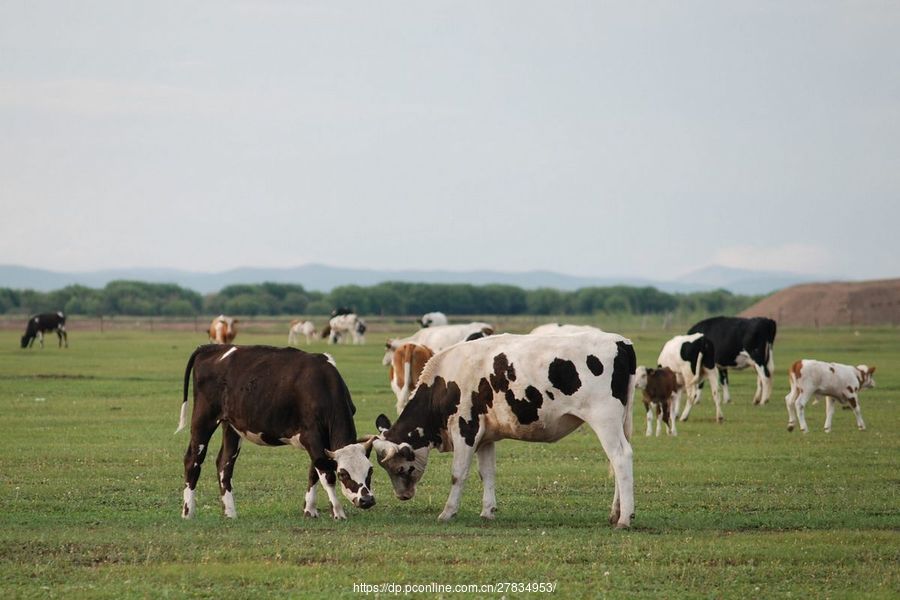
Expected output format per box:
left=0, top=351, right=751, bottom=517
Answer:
left=0, top=280, right=761, bottom=318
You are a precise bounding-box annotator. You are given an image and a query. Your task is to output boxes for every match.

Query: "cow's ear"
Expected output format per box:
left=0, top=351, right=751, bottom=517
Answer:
left=868, top=366, right=876, bottom=375
left=376, top=414, right=392, bottom=433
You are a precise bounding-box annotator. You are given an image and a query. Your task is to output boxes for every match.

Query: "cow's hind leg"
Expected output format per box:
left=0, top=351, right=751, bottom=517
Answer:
left=719, top=368, right=731, bottom=404
left=583, top=409, right=634, bottom=529
left=216, top=424, right=241, bottom=518
left=477, top=442, right=497, bottom=519
left=182, top=419, right=217, bottom=519
left=848, top=396, right=865, bottom=431
left=438, top=443, right=477, bottom=522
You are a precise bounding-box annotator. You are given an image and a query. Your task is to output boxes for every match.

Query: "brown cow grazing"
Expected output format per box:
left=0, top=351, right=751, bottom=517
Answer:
left=388, top=343, right=434, bottom=415
left=208, top=315, right=238, bottom=344
left=176, top=345, right=376, bottom=520
left=635, top=366, right=681, bottom=436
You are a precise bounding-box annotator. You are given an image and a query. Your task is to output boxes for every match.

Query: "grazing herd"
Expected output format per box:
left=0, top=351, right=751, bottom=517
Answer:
left=18, top=308, right=879, bottom=527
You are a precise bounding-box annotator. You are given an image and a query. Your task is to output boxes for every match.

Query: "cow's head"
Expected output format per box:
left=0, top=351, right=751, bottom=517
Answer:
left=856, top=365, right=877, bottom=389
left=20, top=334, right=31, bottom=348
left=372, top=414, right=429, bottom=501
left=634, top=366, right=648, bottom=389
left=324, top=436, right=377, bottom=509
left=382, top=339, right=398, bottom=366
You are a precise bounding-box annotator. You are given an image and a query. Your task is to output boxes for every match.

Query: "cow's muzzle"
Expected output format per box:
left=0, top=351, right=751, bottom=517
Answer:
left=357, top=495, right=375, bottom=510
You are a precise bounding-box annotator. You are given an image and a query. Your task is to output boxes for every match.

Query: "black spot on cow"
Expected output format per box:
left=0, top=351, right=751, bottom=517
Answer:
left=506, top=385, right=543, bottom=424
left=548, top=358, right=581, bottom=395
left=490, top=354, right=513, bottom=393
left=546, top=391, right=554, bottom=401
left=679, top=337, right=715, bottom=375
left=459, top=377, right=495, bottom=446
left=586, top=355, right=604, bottom=376
left=611, top=341, right=636, bottom=406
left=405, top=377, right=461, bottom=448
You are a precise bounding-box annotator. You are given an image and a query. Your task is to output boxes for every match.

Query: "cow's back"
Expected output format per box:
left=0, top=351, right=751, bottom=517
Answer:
left=192, top=345, right=355, bottom=436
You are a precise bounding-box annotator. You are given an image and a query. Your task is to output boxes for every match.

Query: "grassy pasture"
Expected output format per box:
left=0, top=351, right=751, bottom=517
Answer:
left=0, top=322, right=897, bottom=598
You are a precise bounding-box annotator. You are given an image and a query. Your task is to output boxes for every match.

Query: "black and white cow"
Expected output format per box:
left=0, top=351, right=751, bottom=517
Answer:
left=656, top=333, right=721, bottom=422
left=372, top=332, right=637, bottom=528
left=21, top=312, right=68, bottom=349
left=688, top=316, right=777, bottom=405
left=176, top=345, right=376, bottom=520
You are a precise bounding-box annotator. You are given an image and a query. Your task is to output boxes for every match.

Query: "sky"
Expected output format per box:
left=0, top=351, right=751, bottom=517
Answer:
left=1, top=1, right=898, bottom=281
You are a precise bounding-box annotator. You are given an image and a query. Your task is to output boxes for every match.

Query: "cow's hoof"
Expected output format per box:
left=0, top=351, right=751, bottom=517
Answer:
left=480, top=507, right=497, bottom=520
left=858, top=426, right=866, bottom=431
left=438, top=511, right=456, bottom=522
left=716, top=416, right=724, bottom=424
left=787, top=424, right=794, bottom=432
left=614, top=522, right=630, bottom=530
left=331, top=507, right=347, bottom=520
left=304, top=509, right=319, bottom=518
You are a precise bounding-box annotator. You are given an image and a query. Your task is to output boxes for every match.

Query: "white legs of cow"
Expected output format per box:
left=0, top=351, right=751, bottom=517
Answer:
left=677, top=367, right=722, bottom=423
left=433, top=443, right=498, bottom=522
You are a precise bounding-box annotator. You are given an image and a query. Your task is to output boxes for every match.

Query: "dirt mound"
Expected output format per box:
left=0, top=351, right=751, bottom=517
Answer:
left=740, top=278, right=900, bottom=327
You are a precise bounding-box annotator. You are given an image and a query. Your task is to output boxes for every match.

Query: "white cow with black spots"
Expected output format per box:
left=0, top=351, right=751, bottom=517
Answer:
left=372, top=332, right=637, bottom=528
left=657, top=333, right=722, bottom=423
left=785, top=359, right=876, bottom=433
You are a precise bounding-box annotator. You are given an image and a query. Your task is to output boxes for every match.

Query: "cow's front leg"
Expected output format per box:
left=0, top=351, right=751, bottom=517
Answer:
left=795, top=392, right=812, bottom=433
left=823, top=396, right=836, bottom=433
left=848, top=396, right=866, bottom=431
left=315, top=464, right=346, bottom=520
left=304, top=465, right=319, bottom=517
left=438, top=445, right=476, bottom=522
left=666, top=395, right=678, bottom=436
left=708, top=368, right=724, bottom=423
left=476, top=442, right=497, bottom=519
left=645, top=404, right=654, bottom=436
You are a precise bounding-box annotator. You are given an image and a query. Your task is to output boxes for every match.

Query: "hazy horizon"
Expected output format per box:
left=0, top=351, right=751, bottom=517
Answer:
left=2, top=2, right=898, bottom=281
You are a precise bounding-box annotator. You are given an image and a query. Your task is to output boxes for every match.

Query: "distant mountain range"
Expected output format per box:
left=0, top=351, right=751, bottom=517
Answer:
left=0, top=263, right=817, bottom=295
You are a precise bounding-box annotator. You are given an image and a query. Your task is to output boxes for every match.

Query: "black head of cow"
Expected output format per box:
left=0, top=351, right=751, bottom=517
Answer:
left=372, top=414, right=430, bottom=501
left=324, top=436, right=377, bottom=509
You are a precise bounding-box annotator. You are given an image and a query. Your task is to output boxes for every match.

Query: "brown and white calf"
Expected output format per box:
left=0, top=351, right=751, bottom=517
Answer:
left=288, top=320, right=317, bottom=345
left=176, top=345, right=376, bottom=520
left=388, top=342, right=434, bottom=415
left=372, top=332, right=637, bottom=528
left=656, top=333, right=722, bottom=423
left=635, top=366, right=681, bottom=436
left=785, top=360, right=876, bottom=433
left=208, top=315, right=238, bottom=344
left=382, top=322, right=494, bottom=365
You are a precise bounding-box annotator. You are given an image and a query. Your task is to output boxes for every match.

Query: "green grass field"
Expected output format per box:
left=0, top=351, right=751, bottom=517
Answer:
left=1, top=322, right=897, bottom=598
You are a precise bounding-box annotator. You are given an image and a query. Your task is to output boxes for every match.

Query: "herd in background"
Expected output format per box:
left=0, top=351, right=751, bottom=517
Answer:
left=18, top=307, right=879, bottom=526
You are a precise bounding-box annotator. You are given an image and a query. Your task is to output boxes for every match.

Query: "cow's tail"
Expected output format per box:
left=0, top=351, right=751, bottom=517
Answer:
left=176, top=347, right=204, bottom=434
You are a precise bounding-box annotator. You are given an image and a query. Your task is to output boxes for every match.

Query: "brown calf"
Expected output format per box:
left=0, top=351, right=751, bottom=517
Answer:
left=635, top=366, right=681, bottom=436
left=388, top=343, right=434, bottom=415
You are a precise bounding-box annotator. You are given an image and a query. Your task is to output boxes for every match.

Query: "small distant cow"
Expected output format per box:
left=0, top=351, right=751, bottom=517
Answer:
left=176, top=345, right=376, bottom=520
left=785, top=360, right=876, bottom=433
left=388, top=343, right=434, bottom=415
left=657, top=333, right=721, bottom=423
left=418, top=312, right=449, bottom=328
left=208, top=315, right=238, bottom=344
left=688, top=316, right=777, bottom=406
left=288, top=320, right=317, bottom=346
left=635, top=366, right=681, bottom=436
left=21, top=312, right=68, bottom=349
left=329, top=313, right=366, bottom=345
left=372, top=331, right=637, bottom=527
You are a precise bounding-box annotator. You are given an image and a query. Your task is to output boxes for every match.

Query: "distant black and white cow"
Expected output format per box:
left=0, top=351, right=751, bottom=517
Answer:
left=688, top=316, right=777, bottom=405
left=657, top=333, right=721, bottom=422
left=176, top=345, right=376, bottom=520
left=418, top=312, right=448, bottom=328
left=634, top=366, right=681, bottom=436
left=328, top=313, right=366, bottom=345
left=372, top=332, right=637, bottom=527
left=785, top=359, right=876, bottom=433
left=21, top=312, right=68, bottom=349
